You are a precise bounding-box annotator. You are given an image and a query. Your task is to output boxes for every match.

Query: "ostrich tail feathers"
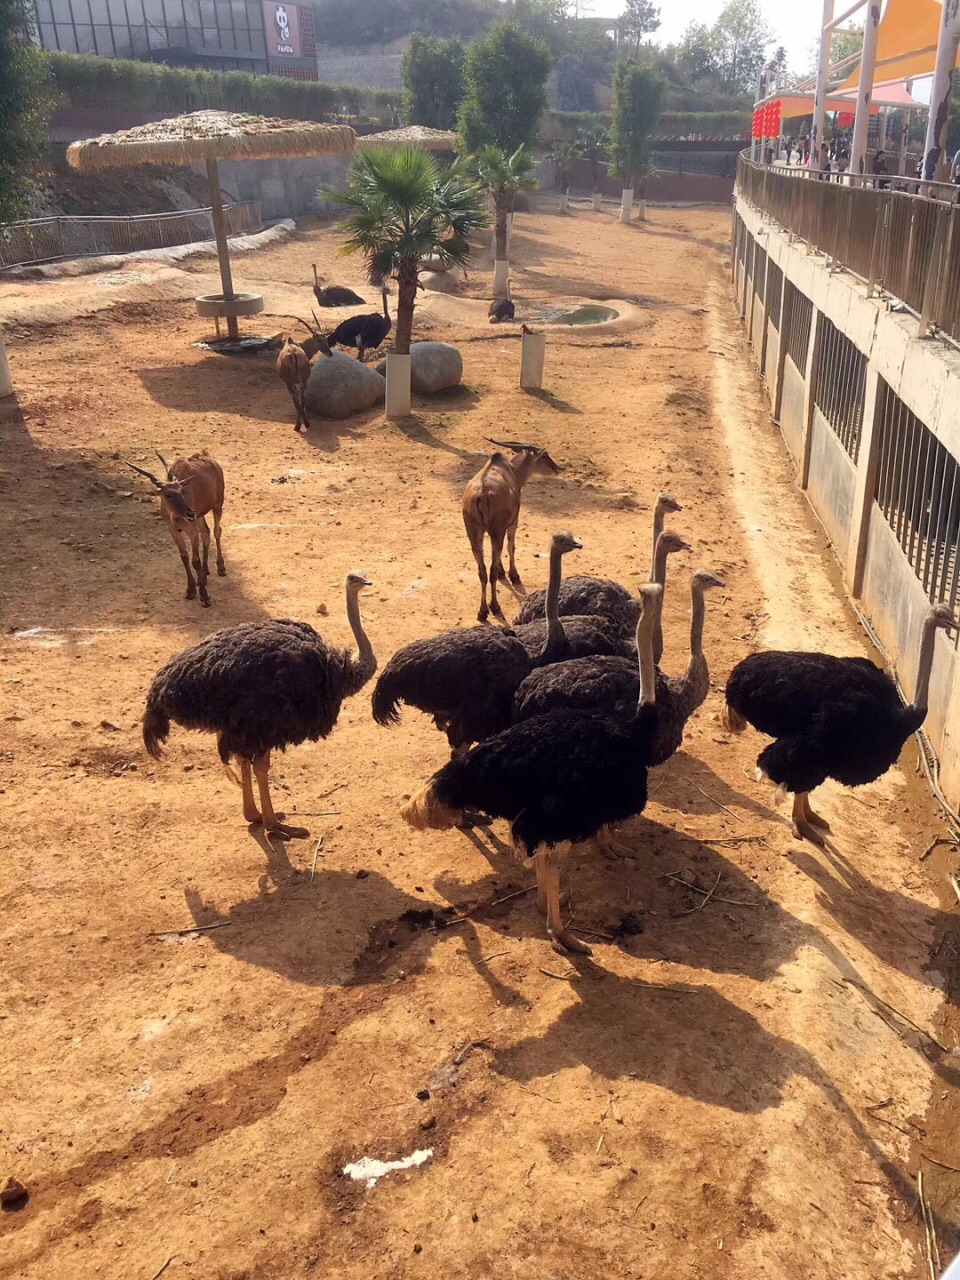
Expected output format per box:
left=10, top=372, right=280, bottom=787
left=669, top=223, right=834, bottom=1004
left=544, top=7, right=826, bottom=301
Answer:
left=721, top=701, right=747, bottom=734
left=400, top=780, right=462, bottom=831
left=142, top=702, right=169, bottom=759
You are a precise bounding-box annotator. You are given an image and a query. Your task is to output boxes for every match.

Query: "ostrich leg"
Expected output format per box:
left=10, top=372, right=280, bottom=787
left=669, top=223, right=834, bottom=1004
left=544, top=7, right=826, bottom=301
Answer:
left=802, top=793, right=832, bottom=832
left=239, top=759, right=262, bottom=824
left=541, top=844, right=591, bottom=956
left=791, top=792, right=827, bottom=847
left=251, top=750, right=308, bottom=839
left=598, top=825, right=634, bottom=859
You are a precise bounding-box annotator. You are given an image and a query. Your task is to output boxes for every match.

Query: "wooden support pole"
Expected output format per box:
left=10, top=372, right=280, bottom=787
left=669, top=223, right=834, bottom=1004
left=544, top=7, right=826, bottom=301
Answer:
left=206, top=157, right=238, bottom=339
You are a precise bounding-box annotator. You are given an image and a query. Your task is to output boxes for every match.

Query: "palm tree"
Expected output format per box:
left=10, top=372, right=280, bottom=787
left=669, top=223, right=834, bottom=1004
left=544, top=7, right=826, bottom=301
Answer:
left=550, top=139, right=582, bottom=211
left=578, top=125, right=610, bottom=208
left=473, top=144, right=538, bottom=278
left=327, top=147, right=488, bottom=360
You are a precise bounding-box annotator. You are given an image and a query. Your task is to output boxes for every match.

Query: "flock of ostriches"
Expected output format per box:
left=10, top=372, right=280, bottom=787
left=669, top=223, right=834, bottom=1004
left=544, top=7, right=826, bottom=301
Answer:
left=137, top=390, right=958, bottom=953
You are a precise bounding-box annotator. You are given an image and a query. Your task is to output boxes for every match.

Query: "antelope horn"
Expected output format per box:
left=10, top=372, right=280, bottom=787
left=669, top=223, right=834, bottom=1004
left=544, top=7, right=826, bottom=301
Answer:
left=310, top=309, right=323, bottom=332
left=124, top=461, right=164, bottom=488
left=154, top=450, right=173, bottom=479
left=485, top=437, right=537, bottom=452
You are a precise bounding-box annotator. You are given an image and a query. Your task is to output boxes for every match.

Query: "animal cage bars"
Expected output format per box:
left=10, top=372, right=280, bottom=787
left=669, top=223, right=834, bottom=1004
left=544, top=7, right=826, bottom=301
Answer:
left=874, top=379, right=960, bottom=615
left=766, top=260, right=784, bottom=331
left=813, top=315, right=867, bottom=463
left=784, top=279, right=812, bottom=370
left=0, top=199, right=262, bottom=269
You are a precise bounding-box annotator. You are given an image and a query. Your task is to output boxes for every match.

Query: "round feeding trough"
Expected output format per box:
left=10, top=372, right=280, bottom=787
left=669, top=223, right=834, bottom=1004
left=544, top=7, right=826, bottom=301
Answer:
left=195, top=292, right=264, bottom=320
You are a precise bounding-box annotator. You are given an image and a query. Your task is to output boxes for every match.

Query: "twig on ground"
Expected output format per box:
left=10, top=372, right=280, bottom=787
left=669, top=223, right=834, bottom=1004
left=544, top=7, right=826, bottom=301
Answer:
left=921, top=1152, right=960, bottom=1174
left=445, top=885, right=535, bottom=926
left=843, top=978, right=952, bottom=1053
left=949, top=873, right=960, bottom=909
left=918, top=1170, right=940, bottom=1280
left=148, top=1260, right=175, bottom=1280
left=310, top=835, right=324, bottom=882
left=683, top=872, right=722, bottom=915
left=632, top=1195, right=648, bottom=1216
left=454, top=1038, right=492, bottom=1066
left=291, top=810, right=340, bottom=818
left=596, top=1132, right=605, bottom=1154
left=920, top=832, right=959, bottom=861
left=164, top=1163, right=176, bottom=1185
left=148, top=920, right=230, bottom=939
left=575, top=927, right=615, bottom=941
left=318, top=782, right=347, bottom=800
left=630, top=981, right=698, bottom=994
left=525, top=1162, right=536, bottom=1185
left=698, top=834, right=766, bottom=848
left=480, top=950, right=511, bottom=964
left=690, top=782, right=743, bottom=823
left=665, top=873, right=759, bottom=908
left=517, top=1084, right=558, bottom=1104
left=540, top=966, right=579, bottom=981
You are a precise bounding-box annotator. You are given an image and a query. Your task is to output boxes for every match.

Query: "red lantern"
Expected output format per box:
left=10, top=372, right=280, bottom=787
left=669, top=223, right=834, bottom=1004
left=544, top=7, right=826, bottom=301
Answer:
left=769, top=100, right=781, bottom=136
left=838, top=110, right=854, bottom=128
left=752, top=109, right=761, bottom=140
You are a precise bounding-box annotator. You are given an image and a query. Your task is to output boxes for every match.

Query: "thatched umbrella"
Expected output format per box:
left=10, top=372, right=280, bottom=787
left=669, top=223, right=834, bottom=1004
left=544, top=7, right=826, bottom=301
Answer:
left=356, top=126, right=458, bottom=151
left=67, top=110, right=355, bottom=337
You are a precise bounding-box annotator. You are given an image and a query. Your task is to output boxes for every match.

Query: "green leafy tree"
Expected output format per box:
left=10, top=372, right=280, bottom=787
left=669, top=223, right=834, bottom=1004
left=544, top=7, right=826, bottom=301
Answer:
left=400, top=34, right=466, bottom=130
left=608, top=61, right=665, bottom=192
left=1, top=0, right=54, bottom=224
left=551, top=139, right=582, bottom=194
left=677, top=21, right=719, bottom=84
left=327, top=147, right=488, bottom=354
left=711, top=0, right=771, bottom=96
left=473, top=143, right=538, bottom=258
left=457, top=21, right=552, bottom=153
left=621, top=0, right=661, bottom=56
left=578, top=124, right=610, bottom=196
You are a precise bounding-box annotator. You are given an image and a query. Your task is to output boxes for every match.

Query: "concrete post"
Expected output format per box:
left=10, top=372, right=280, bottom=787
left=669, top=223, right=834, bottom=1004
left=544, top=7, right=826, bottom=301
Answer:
left=619, top=187, right=633, bottom=223
left=493, top=260, right=510, bottom=297
left=0, top=334, right=12, bottom=398
left=846, top=365, right=881, bottom=596
left=385, top=353, right=411, bottom=419
left=923, top=4, right=960, bottom=180
left=520, top=330, right=546, bottom=389
left=809, top=0, right=835, bottom=171
left=773, top=268, right=791, bottom=421
left=850, top=2, right=881, bottom=176
left=799, top=306, right=822, bottom=489
left=592, top=191, right=602, bottom=211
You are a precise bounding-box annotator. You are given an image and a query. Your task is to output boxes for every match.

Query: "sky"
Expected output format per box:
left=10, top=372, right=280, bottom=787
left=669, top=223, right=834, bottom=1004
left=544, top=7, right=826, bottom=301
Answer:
left=589, top=0, right=823, bottom=78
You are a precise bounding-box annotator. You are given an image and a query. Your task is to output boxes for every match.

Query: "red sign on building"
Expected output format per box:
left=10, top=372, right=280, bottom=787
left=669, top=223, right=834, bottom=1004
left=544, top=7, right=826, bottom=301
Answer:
left=263, top=1, right=302, bottom=59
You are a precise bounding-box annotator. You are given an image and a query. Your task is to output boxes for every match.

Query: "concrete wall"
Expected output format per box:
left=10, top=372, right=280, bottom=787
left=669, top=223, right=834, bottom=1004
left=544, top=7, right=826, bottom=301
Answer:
left=191, top=152, right=353, bottom=220
left=734, top=190, right=960, bottom=811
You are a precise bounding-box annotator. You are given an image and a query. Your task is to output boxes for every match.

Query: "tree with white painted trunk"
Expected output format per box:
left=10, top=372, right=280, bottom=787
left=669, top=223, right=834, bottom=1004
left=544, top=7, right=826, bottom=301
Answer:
left=551, top=140, right=582, bottom=213
left=578, top=125, right=610, bottom=211
left=326, top=147, right=487, bottom=419
left=473, top=143, right=538, bottom=297
left=609, top=61, right=665, bottom=225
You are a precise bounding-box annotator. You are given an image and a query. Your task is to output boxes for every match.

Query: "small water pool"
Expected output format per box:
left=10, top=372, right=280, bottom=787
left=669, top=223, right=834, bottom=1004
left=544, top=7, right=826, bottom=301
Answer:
left=530, top=303, right=620, bottom=326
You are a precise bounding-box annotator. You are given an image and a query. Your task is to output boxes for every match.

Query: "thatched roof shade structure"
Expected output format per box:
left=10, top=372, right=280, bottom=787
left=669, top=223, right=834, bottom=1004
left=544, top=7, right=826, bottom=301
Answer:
left=356, top=126, right=458, bottom=151
left=67, top=111, right=356, bottom=338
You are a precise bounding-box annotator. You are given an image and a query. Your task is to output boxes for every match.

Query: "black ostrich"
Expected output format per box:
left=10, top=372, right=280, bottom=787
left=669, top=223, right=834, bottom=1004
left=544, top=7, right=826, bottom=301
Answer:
left=312, top=263, right=365, bottom=308
left=722, top=603, right=959, bottom=845
left=372, top=531, right=616, bottom=756
left=326, top=288, right=392, bottom=362
left=514, top=569, right=724, bottom=769
left=513, top=493, right=684, bottom=643
left=142, top=573, right=377, bottom=838
left=401, top=583, right=662, bottom=955
left=488, top=287, right=515, bottom=323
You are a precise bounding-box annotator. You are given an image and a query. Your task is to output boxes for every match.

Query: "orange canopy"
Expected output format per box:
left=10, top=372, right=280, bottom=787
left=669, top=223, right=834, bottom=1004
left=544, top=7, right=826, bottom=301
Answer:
left=839, top=0, right=959, bottom=90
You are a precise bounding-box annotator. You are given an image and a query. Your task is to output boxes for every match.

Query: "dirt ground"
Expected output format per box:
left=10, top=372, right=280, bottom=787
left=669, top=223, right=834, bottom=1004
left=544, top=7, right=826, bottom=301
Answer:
left=2, top=201, right=960, bottom=1280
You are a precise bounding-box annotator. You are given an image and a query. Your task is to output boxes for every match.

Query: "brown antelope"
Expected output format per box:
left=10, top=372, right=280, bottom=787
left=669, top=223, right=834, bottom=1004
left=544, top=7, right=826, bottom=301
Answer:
left=125, top=450, right=226, bottom=607
left=462, top=437, right=561, bottom=622
left=277, top=335, right=313, bottom=432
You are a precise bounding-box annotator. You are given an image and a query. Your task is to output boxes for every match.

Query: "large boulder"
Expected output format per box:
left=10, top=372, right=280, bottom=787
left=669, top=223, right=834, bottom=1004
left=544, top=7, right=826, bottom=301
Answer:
left=420, top=270, right=460, bottom=294
left=304, top=349, right=385, bottom=419
left=375, top=342, right=463, bottom=394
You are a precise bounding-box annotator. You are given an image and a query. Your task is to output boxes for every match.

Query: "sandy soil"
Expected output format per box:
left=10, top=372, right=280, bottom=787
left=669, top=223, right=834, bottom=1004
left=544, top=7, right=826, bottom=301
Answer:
left=2, top=201, right=959, bottom=1280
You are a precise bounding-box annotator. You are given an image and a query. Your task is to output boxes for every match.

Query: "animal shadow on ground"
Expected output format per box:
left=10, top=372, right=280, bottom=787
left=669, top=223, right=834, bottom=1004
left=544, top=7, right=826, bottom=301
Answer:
left=522, top=388, right=582, bottom=415
left=789, top=843, right=960, bottom=988
left=0, top=396, right=267, bottom=630
left=651, top=751, right=777, bottom=824
left=393, top=412, right=482, bottom=459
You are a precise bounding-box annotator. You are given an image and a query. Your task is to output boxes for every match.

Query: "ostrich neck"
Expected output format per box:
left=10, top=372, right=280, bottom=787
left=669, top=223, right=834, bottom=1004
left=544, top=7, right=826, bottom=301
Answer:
left=651, top=539, right=670, bottom=666
left=674, top=583, right=709, bottom=716
left=542, top=544, right=567, bottom=658
left=636, top=613, right=657, bottom=711
left=345, top=590, right=377, bottom=687
left=649, top=503, right=666, bottom=580
left=909, top=614, right=940, bottom=716
left=689, top=583, right=706, bottom=659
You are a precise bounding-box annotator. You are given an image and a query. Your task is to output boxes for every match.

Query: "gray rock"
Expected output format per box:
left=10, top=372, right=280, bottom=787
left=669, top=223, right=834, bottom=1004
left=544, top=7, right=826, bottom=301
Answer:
left=304, top=349, right=385, bottom=420
left=420, top=270, right=460, bottom=294
left=374, top=342, right=463, bottom=394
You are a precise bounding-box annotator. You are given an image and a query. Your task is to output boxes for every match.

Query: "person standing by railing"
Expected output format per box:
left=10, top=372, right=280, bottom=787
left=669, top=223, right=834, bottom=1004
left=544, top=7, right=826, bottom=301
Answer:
left=874, top=149, right=890, bottom=190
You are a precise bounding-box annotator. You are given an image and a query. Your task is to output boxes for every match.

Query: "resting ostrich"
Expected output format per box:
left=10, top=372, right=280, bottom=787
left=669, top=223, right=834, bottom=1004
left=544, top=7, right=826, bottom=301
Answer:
left=142, top=572, right=376, bottom=837
left=722, top=603, right=959, bottom=845
left=402, top=584, right=662, bottom=954
left=326, top=288, right=392, bottom=362
left=513, top=492, right=683, bottom=634
left=373, top=531, right=612, bottom=755
left=514, top=570, right=724, bottom=769
left=489, top=284, right=515, bottom=323
left=312, top=264, right=365, bottom=308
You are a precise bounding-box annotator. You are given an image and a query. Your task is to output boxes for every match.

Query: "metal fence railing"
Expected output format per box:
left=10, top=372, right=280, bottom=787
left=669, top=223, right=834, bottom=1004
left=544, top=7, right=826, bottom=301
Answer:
left=813, top=314, right=867, bottom=463
left=0, top=200, right=262, bottom=269
left=736, top=155, right=960, bottom=349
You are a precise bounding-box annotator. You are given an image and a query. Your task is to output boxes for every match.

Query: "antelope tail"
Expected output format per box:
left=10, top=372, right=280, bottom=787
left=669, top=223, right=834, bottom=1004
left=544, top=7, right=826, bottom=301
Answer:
left=400, top=779, right=462, bottom=831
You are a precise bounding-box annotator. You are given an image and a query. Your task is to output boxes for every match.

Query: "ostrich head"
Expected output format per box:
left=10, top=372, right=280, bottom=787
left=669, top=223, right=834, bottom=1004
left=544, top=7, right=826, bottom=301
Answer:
left=655, top=530, right=692, bottom=562
left=551, top=530, right=583, bottom=556
left=692, top=570, right=724, bottom=593
left=656, top=492, right=683, bottom=516
left=930, top=603, right=960, bottom=632
left=345, top=570, right=373, bottom=594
